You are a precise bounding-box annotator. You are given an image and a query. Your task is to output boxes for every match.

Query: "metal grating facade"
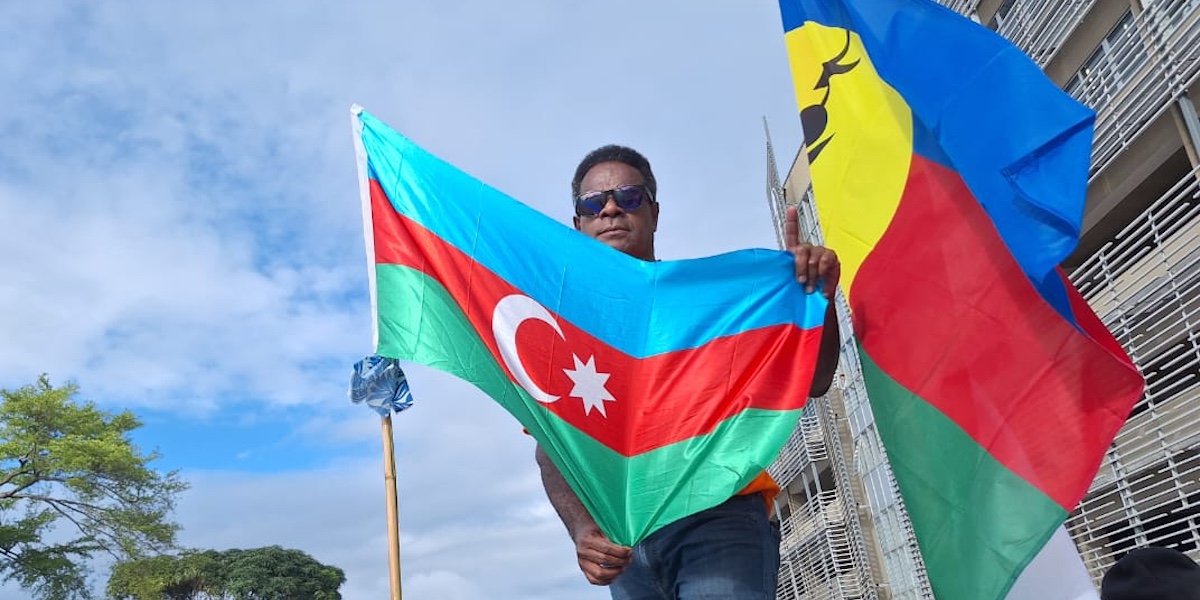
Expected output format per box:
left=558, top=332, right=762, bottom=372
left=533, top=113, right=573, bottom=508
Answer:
left=1069, top=0, right=1200, bottom=180
left=767, top=126, right=932, bottom=599
left=767, top=180, right=936, bottom=600
left=987, top=0, right=1097, bottom=65
left=1064, top=166, right=1200, bottom=582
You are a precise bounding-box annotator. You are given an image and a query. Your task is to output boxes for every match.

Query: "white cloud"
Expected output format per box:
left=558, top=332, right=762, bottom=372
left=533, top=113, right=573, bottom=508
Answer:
left=0, top=0, right=803, bottom=409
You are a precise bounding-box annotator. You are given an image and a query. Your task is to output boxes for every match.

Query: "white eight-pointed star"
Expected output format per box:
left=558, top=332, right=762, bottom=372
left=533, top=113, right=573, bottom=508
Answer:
left=562, top=354, right=617, bottom=417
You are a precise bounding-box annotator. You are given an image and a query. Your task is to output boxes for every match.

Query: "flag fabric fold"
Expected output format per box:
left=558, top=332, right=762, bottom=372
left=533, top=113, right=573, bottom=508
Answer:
left=351, top=106, right=829, bottom=546
left=776, top=1, right=1144, bottom=599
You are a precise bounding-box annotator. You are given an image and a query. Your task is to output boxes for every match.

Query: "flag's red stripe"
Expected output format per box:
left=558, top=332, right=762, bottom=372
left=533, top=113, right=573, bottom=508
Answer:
left=851, top=154, right=1143, bottom=510
left=370, top=179, right=823, bottom=457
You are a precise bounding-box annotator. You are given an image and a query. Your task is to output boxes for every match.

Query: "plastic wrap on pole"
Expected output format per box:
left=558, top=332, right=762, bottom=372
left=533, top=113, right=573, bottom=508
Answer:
left=349, top=355, right=415, bottom=416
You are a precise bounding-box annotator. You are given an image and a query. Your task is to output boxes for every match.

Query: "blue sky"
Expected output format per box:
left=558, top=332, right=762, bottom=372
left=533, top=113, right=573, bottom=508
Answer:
left=0, top=1, right=806, bottom=597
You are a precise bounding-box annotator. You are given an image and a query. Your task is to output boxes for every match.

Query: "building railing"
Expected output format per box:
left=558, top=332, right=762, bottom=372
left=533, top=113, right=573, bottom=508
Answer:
left=934, top=0, right=1093, bottom=66
left=1067, top=1, right=1200, bottom=179
left=939, top=0, right=981, bottom=17
left=770, top=408, right=830, bottom=487
left=817, top=388, right=882, bottom=600
left=938, top=0, right=1200, bottom=182
left=1066, top=165, right=1200, bottom=581
left=994, top=0, right=1097, bottom=66
left=777, top=487, right=874, bottom=600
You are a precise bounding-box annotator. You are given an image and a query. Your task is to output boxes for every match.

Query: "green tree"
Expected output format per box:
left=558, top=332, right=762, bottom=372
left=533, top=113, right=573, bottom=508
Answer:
left=221, top=546, right=345, bottom=600
left=106, top=553, right=223, bottom=600
left=107, top=547, right=345, bottom=600
left=0, top=376, right=187, bottom=599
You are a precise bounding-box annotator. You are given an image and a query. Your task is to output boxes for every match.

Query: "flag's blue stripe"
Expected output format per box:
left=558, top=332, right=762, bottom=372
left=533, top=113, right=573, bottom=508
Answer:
left=780, top=0, right=1094, bottom=326
left=911, top=114, right=953, bottom=172
left=1034, top=272, right=1077, bottom=327
left=359, top=111, right=828, bottom=358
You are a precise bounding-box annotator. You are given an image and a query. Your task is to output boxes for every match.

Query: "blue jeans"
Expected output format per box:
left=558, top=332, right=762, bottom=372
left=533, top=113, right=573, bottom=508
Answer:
left=610, top=493, right=781, bottom=600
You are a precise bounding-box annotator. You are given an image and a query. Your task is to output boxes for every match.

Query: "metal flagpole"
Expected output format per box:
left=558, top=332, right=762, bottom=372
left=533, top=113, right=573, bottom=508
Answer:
left=382, top=414, right=403, bottom=600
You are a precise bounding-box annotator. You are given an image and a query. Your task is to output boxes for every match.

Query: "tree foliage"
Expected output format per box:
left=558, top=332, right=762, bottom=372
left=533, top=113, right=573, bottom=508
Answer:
left=105, top=554, right=221, bottom=600
left=0, top=376, right=187, bottom=599
left=107, top=546, right=346, bottom=600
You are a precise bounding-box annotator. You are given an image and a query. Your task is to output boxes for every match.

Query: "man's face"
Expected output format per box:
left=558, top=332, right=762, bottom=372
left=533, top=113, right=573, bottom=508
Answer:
left=573, top=161, right=659, bottom=261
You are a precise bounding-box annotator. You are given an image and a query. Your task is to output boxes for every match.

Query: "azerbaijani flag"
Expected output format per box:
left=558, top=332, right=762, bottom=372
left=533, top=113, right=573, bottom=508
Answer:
left=352, top=107, right=829, bottom=546
left=777, top=1, right=1144, bottom=599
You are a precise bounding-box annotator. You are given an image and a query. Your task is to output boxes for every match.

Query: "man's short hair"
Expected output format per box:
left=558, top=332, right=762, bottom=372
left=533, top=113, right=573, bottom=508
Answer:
left=571, top=145, right=658, bottom=200
left=1101, top=546, right=1200, bottom=600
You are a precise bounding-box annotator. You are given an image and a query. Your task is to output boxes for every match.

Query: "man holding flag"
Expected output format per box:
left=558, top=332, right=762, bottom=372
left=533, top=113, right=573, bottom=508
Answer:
left=353, top=106, right=837, bottom=599
left=536, top=144, right=843, bottom=598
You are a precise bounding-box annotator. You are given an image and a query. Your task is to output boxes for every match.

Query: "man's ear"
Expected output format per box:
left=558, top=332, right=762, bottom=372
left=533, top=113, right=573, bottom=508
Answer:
left=573, top=216, right=582, bottom=231
left=651, top=201, right=660, bottom=232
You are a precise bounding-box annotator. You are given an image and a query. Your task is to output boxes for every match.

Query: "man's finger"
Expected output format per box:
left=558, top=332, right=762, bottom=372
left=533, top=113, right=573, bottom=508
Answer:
left=579, top=546, right=631, bottom=567
left=784, top=205, right=801, bottom=249
left=583, top=565, right=610, bottom=586
left=821, top=254, right=841, bottom=298
left=579, top=537, right=632, bottom=558
left=596, top=561, right=627, bottom=574
left=793, top=245, right=811, bottom=285
left=576, top=534, right=632, bottom=567
left=807, top=251, right=823, bottom=294
left=581, top=560, right=625, bottom=586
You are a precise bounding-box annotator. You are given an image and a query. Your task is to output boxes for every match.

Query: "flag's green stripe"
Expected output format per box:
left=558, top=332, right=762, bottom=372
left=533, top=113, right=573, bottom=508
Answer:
left=376, top=263, right=532, bottom=418
left=859, top=344, right=1067, bottom=600
left=377, top=264, right=799, bottom=545
left=562, top=405, right=800, bottom=546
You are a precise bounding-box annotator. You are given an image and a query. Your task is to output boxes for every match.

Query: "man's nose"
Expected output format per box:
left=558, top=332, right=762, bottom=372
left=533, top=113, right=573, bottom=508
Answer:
left=598, top=194, right=623, bottom=217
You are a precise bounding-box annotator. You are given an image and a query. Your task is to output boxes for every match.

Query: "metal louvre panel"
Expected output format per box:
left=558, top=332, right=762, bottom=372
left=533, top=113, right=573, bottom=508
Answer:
left=937, top=0, right=1095, bottom=65
left=941, top=0, right=1200, bottom=180
left=1066, top=165, right=1200, bottom=584
left=775, top=486, right=869, bottom=600
left=770, top=408, right=829, bottom=487
left=770, top=395, right=885, bottom=600
left=941, top=0, right=983, bottom=16
left=993, top=0, right=1097, bottom=65
left=1071, top=1, right=1200, bottom=179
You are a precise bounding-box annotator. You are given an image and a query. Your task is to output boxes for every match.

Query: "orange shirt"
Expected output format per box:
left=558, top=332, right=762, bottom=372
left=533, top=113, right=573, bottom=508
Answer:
left=739, top=471, right=780, bottom=512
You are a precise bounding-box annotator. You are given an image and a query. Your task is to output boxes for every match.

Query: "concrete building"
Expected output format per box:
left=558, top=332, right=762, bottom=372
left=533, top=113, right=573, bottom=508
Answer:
left=767, top=0, right=1200, bottom=596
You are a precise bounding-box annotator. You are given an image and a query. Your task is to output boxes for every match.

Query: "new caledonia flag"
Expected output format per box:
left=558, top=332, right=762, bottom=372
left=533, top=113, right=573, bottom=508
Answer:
left=351, top=106, right=829, bottom=547
left=777, top=1, right=1144, bottom=599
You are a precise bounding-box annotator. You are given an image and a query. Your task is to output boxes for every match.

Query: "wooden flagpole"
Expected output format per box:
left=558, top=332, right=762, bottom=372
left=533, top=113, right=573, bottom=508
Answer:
left=382, top=414, right=403, bottom=600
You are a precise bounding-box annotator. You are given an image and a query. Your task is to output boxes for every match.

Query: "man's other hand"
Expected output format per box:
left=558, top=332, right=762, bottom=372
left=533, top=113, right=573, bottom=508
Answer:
left=573, top=524, right=632, bottom=586
left=784, top=205, right=840, bottom=299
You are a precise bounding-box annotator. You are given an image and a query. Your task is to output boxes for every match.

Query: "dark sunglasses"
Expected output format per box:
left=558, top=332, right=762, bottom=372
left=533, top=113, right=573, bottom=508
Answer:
left=574, top=184, right=654, bottom=217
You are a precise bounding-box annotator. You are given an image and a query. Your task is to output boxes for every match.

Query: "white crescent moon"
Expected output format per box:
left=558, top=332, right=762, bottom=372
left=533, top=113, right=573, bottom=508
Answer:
left=492, top=294, right=565, bottom=404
